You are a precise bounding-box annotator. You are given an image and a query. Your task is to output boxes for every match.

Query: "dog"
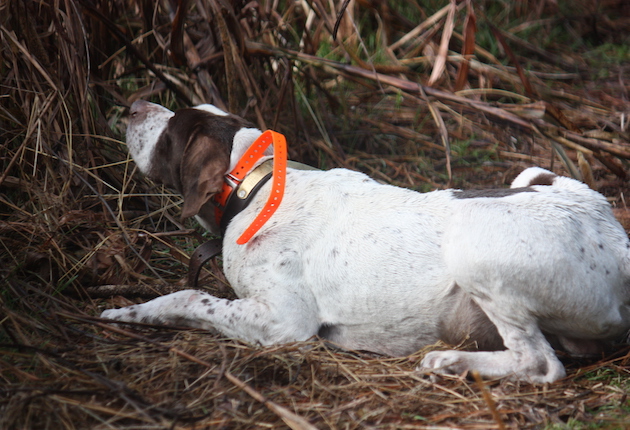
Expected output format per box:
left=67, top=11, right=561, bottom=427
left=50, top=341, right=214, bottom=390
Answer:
left=101, top=100, right=630, bottom=383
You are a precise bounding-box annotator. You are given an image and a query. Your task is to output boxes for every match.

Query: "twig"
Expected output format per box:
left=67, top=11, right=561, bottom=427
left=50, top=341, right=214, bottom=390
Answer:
left=471, top=371, right=505, bottom=430
left=420, top=86, right=452, bottom=182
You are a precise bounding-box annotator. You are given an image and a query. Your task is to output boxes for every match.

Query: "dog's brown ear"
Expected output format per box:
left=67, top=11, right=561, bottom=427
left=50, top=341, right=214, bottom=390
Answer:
left=179, top=134, right=230, bottom=219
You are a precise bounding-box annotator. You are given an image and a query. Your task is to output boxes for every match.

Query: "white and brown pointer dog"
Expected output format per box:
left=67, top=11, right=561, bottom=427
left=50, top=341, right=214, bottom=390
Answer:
left=102, top=100, right=630, bottom=383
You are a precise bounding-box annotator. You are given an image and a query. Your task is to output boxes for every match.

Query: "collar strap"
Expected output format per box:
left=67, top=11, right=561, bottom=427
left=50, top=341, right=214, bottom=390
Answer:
left=219, top=159, right=274, bottom=237
left=213, top=130, right=287, bottom=245
left=218, top=159, right=318, bottom=238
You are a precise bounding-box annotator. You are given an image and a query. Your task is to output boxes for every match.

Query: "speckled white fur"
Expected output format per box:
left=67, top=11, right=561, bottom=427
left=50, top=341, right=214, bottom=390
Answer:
left=102, top=102, right=630, bottom=383
left=125, top=101, right=174, bottom=172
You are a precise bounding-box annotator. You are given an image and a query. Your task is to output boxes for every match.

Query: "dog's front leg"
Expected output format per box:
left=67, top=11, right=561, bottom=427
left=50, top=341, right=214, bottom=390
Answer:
left=101, top=290, right=318, bottom=346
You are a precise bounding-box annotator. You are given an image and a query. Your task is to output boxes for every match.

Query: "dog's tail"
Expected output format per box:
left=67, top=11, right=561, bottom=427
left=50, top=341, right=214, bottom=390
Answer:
left=510, top=167, right=558, bottom=188
left=510, top=167, right=591, bottom=193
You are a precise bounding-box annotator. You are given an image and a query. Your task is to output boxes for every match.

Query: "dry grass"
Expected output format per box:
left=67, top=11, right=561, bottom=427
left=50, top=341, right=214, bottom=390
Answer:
left=1, top=0, right=630, bottom=428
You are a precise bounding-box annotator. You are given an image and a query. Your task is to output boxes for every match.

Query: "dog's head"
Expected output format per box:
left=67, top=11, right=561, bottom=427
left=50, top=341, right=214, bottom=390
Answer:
left=126, top=101, right=264, bottom=220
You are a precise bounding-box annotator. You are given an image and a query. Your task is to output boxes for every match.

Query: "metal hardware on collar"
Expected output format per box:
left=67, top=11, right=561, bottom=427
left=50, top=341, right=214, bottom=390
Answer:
left=224, top=173, right=241, bottom=190
left=233, top=159, right=274, bottom=201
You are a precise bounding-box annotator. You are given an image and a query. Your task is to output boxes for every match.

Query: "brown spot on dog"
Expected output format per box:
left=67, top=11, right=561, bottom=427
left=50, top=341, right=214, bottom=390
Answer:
left=528, top=173, right=556, bottom=186
left=453, top=187, right=536, bottom=199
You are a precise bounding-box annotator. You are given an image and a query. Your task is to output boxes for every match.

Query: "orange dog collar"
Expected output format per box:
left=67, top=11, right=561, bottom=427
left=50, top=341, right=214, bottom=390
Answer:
left=213, top=130, right=287, bottom=245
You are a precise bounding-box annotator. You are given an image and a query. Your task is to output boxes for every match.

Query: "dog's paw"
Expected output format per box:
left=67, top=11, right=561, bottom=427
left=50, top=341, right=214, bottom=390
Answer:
left=100, top=307, right=138, bottom=322
left=101, top=309, right=116, bottom=320
left=417, top=350, right=470, bottom=377
left=100, top=309, right=115, bottom=319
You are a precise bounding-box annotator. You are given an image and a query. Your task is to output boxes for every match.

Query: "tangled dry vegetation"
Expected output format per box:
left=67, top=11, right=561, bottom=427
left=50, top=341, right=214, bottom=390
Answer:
left=1, top=0, right=630, bottom=428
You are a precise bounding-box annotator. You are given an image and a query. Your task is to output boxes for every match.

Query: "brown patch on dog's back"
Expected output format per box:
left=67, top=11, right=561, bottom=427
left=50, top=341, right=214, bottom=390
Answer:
left=453, top=187, right=536, bottom=199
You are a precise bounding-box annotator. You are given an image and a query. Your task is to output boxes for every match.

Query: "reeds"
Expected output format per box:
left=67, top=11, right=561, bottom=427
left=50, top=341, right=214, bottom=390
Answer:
left=1, top=0, right=629, bottom=428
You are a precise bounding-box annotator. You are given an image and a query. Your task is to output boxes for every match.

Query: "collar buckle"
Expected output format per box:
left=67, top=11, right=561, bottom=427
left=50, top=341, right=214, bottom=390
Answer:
left=224, top=173, right=241, bottom=189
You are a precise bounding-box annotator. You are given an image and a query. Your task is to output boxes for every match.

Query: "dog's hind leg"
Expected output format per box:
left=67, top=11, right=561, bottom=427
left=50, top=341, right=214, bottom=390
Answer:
left=419, top=304, right=566, bottom=383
